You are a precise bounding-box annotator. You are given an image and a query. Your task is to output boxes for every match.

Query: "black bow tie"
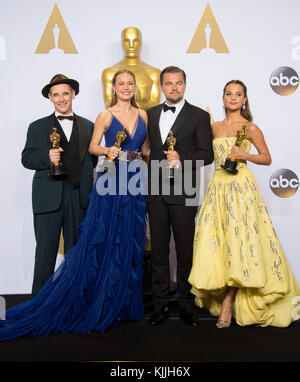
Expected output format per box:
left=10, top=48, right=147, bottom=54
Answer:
left=162, top=104, right=176, bottom=113
left=57, top=115, right=74, bottom=121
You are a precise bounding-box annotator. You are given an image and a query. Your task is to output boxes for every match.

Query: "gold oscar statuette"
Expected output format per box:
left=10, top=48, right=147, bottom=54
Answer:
left=49, top=127, right=66, bottom=176
left=101, top=27, right=161, bottom=111
left=221, top=125, right=247, bottom=174
left=106, top=127, right=127, bottom=163
left=166, top=130, right=177, bottom=179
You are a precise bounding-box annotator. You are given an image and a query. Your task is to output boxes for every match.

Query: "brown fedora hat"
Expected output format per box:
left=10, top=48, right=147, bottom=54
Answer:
left=42, top=74, right=79, bottom=98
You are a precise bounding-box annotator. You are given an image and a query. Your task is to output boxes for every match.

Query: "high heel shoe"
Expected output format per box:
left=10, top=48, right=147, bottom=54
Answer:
left=216, top=296, right=233, bottom=329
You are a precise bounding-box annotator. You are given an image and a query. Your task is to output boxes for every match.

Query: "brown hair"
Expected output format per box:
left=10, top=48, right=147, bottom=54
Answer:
left=160, top=66, right=186, bottom=84
left=223, top=80, right=253, bottom=122
left=110, top=69, right=138, bottom=108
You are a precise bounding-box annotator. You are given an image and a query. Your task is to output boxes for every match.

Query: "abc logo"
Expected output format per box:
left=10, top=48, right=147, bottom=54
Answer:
left=269, top=66, right=299, bottom=95
left=269, top=169, right=299, bottom=198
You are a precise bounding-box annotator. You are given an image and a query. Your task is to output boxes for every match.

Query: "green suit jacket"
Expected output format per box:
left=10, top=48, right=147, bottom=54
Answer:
left=22, top=113, right=97, bottom=214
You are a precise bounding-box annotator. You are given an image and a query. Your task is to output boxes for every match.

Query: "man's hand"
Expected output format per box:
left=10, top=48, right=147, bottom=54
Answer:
left=49, top=147, right=64, bottom=163
left=163, top=150, right=180, bottom=167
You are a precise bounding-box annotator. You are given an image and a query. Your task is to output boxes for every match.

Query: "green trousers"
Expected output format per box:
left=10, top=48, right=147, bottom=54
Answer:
left=31, top=185, right=85, bottom=295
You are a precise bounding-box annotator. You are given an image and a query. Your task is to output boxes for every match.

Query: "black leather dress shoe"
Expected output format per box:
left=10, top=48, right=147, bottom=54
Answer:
left=179, top=309, right=198, bottom=327
left=149, top=305, right=170, bottom=326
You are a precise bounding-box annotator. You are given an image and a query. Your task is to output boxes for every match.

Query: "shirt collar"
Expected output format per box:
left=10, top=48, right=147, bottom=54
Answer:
left=164, top=98, right=185, bottom=112
left=55, top=112, right=74, bottom=118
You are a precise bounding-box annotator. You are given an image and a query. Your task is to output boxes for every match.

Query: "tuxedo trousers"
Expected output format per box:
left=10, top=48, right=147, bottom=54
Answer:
left=32, top=184, right=85, bottom=295
left=148, top=196, right=198, bottom=312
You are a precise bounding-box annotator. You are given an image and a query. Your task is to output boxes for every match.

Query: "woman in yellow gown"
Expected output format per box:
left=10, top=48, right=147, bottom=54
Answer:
left=188, top=80, right=300, bottom=328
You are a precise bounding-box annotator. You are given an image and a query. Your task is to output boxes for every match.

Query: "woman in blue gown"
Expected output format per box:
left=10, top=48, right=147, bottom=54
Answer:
left=0, top=69, right=149, bottom=340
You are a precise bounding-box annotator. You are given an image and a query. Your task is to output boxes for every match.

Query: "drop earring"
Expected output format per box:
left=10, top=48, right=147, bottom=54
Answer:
left=242, top=103, right=246, bottom=111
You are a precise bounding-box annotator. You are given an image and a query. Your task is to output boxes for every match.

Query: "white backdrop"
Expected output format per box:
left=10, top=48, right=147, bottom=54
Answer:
left=0, top=0, right=299, bottom=293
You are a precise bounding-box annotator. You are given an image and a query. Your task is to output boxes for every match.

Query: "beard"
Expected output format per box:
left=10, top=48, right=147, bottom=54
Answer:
left=165, top=93, right=183, bottom=105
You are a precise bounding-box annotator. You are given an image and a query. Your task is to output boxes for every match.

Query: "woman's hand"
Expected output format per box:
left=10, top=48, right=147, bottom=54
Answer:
left=231, top=146, right=247, bottom=160
left=106, top=146, right=121, bottom=159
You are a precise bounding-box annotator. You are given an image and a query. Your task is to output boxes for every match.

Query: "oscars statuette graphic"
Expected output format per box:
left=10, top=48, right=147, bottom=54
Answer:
left=166, top=131, right=177, bottom=179
left=51, top=23, right=64, bottom=54
left=221, top=125, right=247, bottom=174
left=204, top=23, right=214, bottom=53
left=187, top=3, right=229, bottom=54
left=35, top=4, right=78, bottom=54
left=49, top=128, right=66, bottom=175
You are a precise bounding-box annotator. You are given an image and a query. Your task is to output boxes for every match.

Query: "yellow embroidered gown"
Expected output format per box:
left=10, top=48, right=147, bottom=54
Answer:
left=188, top=137, right=300, bottom=327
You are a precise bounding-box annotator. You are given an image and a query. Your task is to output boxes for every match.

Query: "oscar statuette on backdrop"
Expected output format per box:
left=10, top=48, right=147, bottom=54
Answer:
left=221, top=125, right=247, bottom=174
left=49, top=128, right=66, bottom=176
left=101, top=27, right=161, bottom=111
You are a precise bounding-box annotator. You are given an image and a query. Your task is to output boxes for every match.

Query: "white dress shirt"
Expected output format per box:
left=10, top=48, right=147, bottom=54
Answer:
left=55, top=112, right=74, bottom=142
left=159, top=98, right=185, bottom=144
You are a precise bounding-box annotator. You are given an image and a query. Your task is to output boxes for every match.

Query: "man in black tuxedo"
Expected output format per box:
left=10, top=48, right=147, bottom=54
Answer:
left=147, top=66, right=214, bottom=326
left=22, top=74, right=97, bottom=295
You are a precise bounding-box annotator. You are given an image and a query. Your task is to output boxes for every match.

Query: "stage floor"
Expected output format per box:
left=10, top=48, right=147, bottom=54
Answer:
left=0, top=294, right=300, bottom=366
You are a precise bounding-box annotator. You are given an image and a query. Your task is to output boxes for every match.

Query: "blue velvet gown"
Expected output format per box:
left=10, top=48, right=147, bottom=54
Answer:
left=0, top=113, right=147, bottom=340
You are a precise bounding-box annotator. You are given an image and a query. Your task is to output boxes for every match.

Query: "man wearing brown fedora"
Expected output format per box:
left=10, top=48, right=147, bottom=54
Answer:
left=22, top=74, right=97, bottom=295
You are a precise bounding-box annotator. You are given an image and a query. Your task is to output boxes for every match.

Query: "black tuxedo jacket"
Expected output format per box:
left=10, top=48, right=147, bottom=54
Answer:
left=147, top=101, right=214, bottom=205
left=21, top=113, right=97, bottom=214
